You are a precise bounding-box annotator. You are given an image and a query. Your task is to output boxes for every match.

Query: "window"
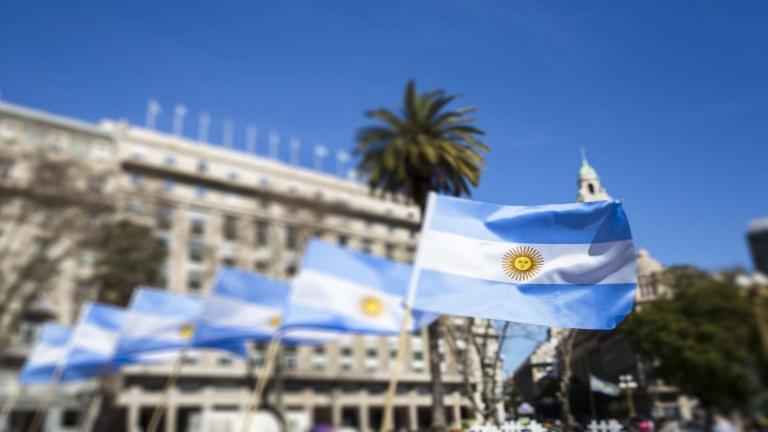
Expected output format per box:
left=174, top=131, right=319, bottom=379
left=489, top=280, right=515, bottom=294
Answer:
left=223, top=215, right=238, bottom=240
left=228, top=171, right=239, bottom=181
left=362, top=239, right=373, bottom=254
left=197, top=159, right=208, bottom=174
left=196, top=185, right=207, bottom=198
left=87, top=176, right=104, bottom=193
left=588, top=183, right=595, bottom=194
left=285, top=264, right=297, bottom=277
left=190, top=214, right=205, bottom=236
left=164, top=179, right=175, bottom=193
left=189, top=240, right=204, bottom=262
left=131, top=174, right=143, bottom=188
left=385, top=244, right=395, bottom=259
left=285, top=225, right=298, bottom=250
left=61, top=410, right=79, bottom=427
left=165, top=155, right=176, bottom=166
left=222, top=256, right=236, bottom=267
left=255, top=221, right=268, bottom=246
left=187, top=270, right=203, bottom=292
left=254, top=260, right=268, bottom=273
left=156, top=204, right=174, bottom=230
left=125, top=198, right=144, bottom=215
left=0, top=160, right=13, bottom=179
left=338, top=235, right=348, bottom=247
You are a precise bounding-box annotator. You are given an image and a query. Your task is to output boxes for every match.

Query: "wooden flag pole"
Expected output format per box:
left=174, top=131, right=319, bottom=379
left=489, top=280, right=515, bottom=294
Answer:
left=240, top=333, right=282, bottom=432
left=379, top=304, right=413, bottom=432
left=0, top=384, right=22, bottom=428
left=147, top=350, right=188, bottom=432
left=29, top=364, right=64, bottom=432
left=380, top=192, right=436, bottom=432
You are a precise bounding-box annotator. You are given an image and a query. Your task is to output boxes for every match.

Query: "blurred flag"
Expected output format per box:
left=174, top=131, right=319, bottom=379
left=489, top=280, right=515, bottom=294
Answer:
left=282, top=240, right=435, bottom=335
left=411, top=193, right=636, bottom=329
left=113, top=287, right=244, bottom=365
left=19, top=323, right=71, bottom=385
left=60, top=302, right=124, bottom=381
left=193, top=267, right=335, bottom=347
left=590, top=374, right=621, bottom=396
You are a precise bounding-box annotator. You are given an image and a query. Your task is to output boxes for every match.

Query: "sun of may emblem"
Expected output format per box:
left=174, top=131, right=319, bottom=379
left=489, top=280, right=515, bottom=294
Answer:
left=360, top=296, right=384, bottom=317
left=178, top=323, right=195, bottom=339
left=502, top=246, right=544, bottom=281
left=268, top=315, right=282, bottom=329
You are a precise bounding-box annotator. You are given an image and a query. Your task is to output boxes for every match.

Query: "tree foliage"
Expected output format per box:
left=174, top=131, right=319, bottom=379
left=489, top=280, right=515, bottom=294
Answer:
left=356, top=80, right=488, bottom=211
left=623, top=274, right=766, bottom=410
left=87, top=219, right=167, bottom=307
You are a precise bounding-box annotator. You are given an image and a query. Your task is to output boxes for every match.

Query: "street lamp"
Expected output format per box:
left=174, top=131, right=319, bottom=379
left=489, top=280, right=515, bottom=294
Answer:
left=736, top=272, right=768, bottom=362
left=618, top=374, right=638, bottom=418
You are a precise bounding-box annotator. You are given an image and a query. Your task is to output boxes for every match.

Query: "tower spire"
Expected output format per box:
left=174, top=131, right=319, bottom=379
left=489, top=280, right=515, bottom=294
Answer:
left=575, top=149, right=611, bottom=202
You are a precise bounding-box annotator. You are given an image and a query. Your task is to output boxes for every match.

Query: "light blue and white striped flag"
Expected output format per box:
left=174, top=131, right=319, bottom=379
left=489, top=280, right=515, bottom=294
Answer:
left=194, top=267, right=335, bottom=347
left=411, top=194, right=636, bottom=329
left=282, top=240, right=436, bottom=335
left=19, top=323, right=71, bottom=385
left=60, top=302, right=125, bottom=382
left=113, top=287, right=245, bottom=365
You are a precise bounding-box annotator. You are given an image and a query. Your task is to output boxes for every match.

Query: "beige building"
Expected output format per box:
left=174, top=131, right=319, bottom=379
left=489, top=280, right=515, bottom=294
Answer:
left=0, top=101, right=481, bottom=432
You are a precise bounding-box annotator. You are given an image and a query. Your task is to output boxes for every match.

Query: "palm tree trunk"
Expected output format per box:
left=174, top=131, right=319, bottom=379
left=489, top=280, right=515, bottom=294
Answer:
left=413, top=183, right=448, bottom=431
left=428, top=320, right=447, bottom=431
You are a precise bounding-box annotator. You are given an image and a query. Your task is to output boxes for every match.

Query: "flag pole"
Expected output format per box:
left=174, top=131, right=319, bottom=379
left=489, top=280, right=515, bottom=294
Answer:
left=240, top=332, right=282, bottom=432
left=29, top=364, right=64, bottom=432
left=0, top=384, right=22, bottom=428
left=147, top=349, right=188, bottom=432
left=379, top=192, right=436, bottom=432
left=77, top=360, right=115, bottom=432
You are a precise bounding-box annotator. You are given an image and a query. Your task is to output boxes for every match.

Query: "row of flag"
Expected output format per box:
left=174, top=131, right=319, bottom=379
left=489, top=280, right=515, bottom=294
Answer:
left=19, top=194, right=637, bottom=386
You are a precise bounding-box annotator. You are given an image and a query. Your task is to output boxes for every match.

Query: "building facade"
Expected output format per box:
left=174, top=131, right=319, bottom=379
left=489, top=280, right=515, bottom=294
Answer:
left=0, top=101, right=479, bottom=432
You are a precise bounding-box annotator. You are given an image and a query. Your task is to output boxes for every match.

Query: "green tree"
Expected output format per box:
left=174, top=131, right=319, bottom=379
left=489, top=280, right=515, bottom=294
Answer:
left=356, top=80, right=488, bottom=430
left=87, top=219, right=167, bottom=307
left=623, top=276, right=766, bottom=418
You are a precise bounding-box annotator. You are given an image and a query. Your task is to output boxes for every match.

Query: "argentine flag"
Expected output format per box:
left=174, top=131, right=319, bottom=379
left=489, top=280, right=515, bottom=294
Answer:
left=282, top=240, right=435, bottom=335
left=194, top=267, right=335, bottom=347
left=60, top=302, right=125, bottom=381
left=411, top=194, right=636, bottom=329
left=113, top=287, right=245, bottom=365
left=19, top=323, right=71, bottom=385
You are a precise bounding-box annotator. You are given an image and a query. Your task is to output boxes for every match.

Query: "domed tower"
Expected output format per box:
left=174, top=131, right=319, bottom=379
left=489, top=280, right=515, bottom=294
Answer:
left=576, top=149, right=611, bottom=202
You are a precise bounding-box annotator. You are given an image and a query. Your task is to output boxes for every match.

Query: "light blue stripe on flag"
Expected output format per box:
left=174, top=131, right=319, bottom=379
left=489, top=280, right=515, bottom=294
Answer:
left=61, top=302, right=125, bottom=382
left=412, top=194, right=636, bottom=329
left=19, top=323, right=71, bottom=385
left=282, top=240, right=436, bottom=335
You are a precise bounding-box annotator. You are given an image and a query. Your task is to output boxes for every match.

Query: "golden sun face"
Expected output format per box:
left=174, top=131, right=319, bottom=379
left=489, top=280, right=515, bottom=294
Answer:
left=268, top=315, right=282, bottom=329
left=178, top=323, right=195, bottom=339
left=360, top=296, right=384, bottom=317
left=502, top=246, right=544, bottom=281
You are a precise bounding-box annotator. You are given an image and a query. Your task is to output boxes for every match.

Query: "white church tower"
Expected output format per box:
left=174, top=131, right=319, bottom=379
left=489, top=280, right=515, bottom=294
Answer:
left=576, top=149, right=611, bottom=202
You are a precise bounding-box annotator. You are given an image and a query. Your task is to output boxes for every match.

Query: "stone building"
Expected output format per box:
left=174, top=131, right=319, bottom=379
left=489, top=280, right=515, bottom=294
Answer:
left=0, top=101, right=479, bottom=432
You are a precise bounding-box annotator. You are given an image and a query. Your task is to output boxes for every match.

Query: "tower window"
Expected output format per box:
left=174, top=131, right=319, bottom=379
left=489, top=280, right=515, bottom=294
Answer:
left=588, top=183, right=595, bottom=194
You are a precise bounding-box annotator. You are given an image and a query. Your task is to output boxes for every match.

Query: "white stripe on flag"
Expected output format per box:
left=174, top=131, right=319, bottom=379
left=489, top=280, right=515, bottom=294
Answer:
left=27, top=345, right=67, bottom=367
left=418, top=231, right=636, bottom=285
left=291, top=269, right=405, bottom=331
left=121, top=312, right=190, bottom=343
left=203, top=295, right=281, bottom=331
left=70, top=322, right=118, bottom=357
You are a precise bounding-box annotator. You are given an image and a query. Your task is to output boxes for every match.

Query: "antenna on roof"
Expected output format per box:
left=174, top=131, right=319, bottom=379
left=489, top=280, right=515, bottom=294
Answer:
left=336, top=151, right=350, bottom=176
left=146, top=99, right=161, bottom=130
left=314, top=144, right=328, bottom=171
left=198, top=113, right=210, bottom=143
left=246, top=125, right=257, bottom=154
left=289, top=138, right=301, bottom=165
left=223, top=118, right=234, bottom=148
left=268, top=131, right=280, bottom=160
left=172, top=104, right=187, bottom=136
left=580, top=146, right=588, bottom=164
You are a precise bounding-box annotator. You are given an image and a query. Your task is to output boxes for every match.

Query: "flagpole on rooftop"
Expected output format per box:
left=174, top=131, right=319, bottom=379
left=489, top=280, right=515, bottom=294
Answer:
left=0, top=384, right=22, bottom=428
left=380, top=192, right=438, bottom=432
left=241, top=332, right=282, bottom=432
left=147, top=349, right=188, bottom=432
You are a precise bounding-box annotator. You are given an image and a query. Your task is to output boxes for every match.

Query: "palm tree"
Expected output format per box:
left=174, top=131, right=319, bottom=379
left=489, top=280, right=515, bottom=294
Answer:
left=356, top=80, right=488, bottom=431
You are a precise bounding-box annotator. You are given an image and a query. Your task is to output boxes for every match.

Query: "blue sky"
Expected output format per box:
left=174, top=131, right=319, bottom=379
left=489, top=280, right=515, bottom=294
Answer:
left=3, top=0, right=766, bottom=373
